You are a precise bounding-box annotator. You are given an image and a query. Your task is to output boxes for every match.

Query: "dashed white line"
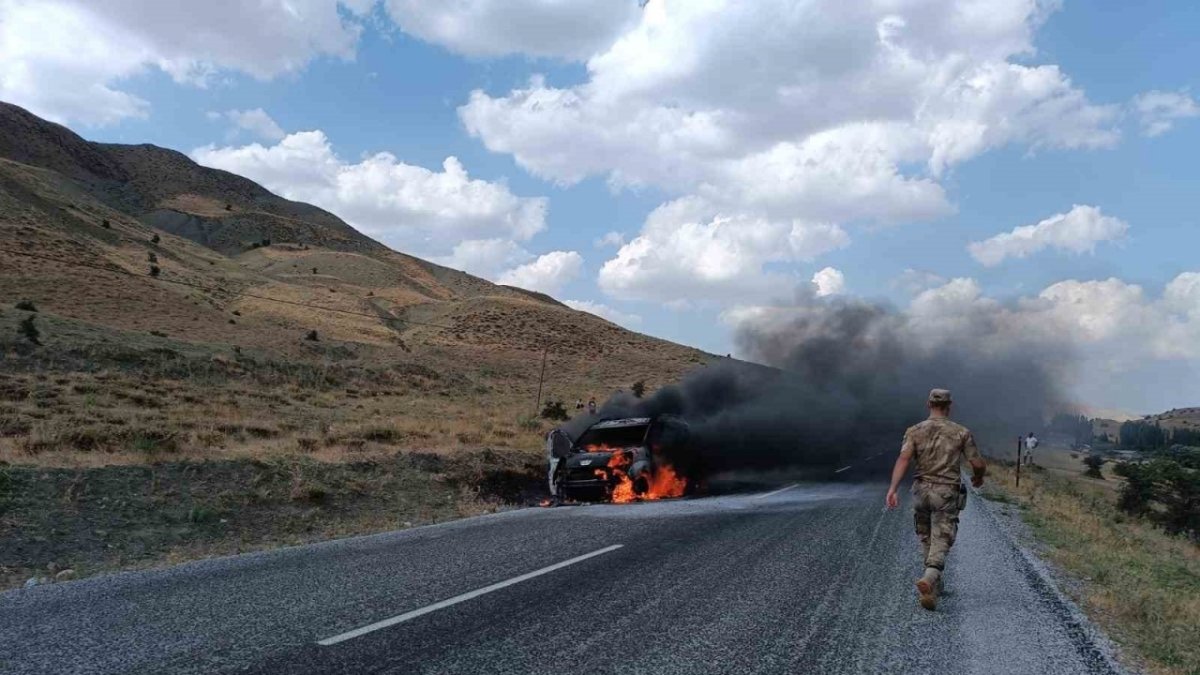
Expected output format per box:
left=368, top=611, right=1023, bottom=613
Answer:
left=834, top=465, right=853, bottom=474
left=317, top=544, right=624, bottom=646
left=753, top=483, right=799, bottom=500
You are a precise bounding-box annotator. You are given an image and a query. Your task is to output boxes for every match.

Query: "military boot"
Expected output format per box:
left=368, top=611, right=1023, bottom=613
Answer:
left=915, top=567, right=941, bottom=610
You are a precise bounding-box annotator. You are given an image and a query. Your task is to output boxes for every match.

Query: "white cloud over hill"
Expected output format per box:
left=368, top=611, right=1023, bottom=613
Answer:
left=968, top=205, right=1128, bottom=267
left=193, top=130, right=548, bottom=258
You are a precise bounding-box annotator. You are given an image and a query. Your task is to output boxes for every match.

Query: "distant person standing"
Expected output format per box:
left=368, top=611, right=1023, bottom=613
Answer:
left=587, top=397, right=597, bottom=416
left=886, top=389, right=987, bottom=611
left=1023, top=432, right=1039, bottom=466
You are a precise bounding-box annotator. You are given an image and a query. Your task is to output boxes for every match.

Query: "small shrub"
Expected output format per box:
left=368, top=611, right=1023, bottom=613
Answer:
left=1083, top=454, right=1106, bottom=479
left=150, top=233, right=161, bottom=244
left=15, top=299, right=36, bottom=312
left=101, top=219, right=111, bottom=229
left=260, top=238, right=271, bottom=247
left=631, top=380, right=646, bottom=398
left=1116, top=458, right=1200, bottom=538
left=456, top=431, right=483, bottom=445
left=312, top=267, right=318, bottom=275
left=149, top=265, right=161, bottom=278
left=132, top=432, right=177, bottom=456
left=18, top=315, right=40, bottom=345
left=1115, top=462, right=1156, bottom=516
left=296, top=486, right=327, bottom=502
left=224, top=203, right=232, bottom=211
left=187, top=506, right=218, bottom=524
left=517, top=415, right=541, bottom=432
left=305, top=329, right=319, bottom=341
left=540, top=399, right=569, bottom=421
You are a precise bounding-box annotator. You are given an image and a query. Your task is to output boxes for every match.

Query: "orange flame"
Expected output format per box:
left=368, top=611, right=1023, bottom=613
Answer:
left=603, top=450, right=686, bottom=503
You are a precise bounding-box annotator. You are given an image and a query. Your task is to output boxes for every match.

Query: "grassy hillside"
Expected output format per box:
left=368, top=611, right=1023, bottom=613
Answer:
left=0, top=101, right=713, bottom=587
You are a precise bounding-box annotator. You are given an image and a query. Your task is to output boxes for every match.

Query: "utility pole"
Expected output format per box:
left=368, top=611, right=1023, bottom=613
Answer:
left=534, top=345, right=549, bottom=413
left=1015, top=436, right=1022, bottom=488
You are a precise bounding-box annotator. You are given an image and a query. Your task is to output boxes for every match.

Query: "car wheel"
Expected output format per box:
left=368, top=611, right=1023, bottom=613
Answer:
left=632, top=472, right=650, bottom=496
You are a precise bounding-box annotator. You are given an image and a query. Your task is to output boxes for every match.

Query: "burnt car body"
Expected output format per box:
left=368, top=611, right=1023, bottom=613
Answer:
left=546, top=415, right=694, bottom=501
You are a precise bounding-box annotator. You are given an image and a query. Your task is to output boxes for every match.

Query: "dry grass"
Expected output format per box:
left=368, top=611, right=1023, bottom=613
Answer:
left=983, top=463, right=1200, bottom=675
left=0, top=449, right=540, bottom=590
left=0, top=365, right=552, bottom=467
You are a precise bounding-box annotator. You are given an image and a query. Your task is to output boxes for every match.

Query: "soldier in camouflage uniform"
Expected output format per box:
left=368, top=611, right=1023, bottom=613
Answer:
left=885, top=389, right=987, bottom=610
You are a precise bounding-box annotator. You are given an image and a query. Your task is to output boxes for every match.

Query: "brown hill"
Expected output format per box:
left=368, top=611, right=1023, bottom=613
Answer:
left=0, top=100, right=718, bottom=589
left=0, top=100, right=713, bottom=466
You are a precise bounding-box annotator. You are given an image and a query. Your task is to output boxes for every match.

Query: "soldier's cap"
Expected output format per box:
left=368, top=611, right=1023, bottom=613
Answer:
left=928, top=388, right=952, bottom=404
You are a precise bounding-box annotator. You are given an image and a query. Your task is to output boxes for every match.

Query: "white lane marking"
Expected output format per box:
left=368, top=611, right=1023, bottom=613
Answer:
left=834, top=465, right=853, bottom=474
left=753, top=483, right=799, bottom=500
left=317, top=544, right=624, bottom=646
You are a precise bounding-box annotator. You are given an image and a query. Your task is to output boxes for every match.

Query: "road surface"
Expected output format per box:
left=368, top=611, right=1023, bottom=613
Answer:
left=0, top=455, right=1121, bottom=674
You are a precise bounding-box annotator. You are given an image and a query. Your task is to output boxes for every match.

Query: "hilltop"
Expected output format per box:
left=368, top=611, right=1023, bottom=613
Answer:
left=0, top=101, right=710, bottom=441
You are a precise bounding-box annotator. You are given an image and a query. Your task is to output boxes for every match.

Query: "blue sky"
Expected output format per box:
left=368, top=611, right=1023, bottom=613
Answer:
left=2, top=0, right=1198, bottom=411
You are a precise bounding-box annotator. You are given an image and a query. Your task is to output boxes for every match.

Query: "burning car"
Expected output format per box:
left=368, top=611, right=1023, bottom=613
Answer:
left=546, top=415, right=696, bottom=503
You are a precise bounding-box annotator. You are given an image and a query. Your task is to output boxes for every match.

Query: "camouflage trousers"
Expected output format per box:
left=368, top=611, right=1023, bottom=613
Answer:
left=913, top=480, right=966, bottom=571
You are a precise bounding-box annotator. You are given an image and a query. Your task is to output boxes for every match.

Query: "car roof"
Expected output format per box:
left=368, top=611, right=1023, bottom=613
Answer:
left=588, top=417, right=652, bottom=430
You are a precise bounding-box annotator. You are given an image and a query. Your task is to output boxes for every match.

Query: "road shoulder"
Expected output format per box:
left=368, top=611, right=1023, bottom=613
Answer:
left=972, top=477, right=1131, bottom=674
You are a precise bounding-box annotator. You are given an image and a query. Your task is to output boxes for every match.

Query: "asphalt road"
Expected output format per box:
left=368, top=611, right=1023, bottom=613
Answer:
left=0, top=454, right=1122, bottom=675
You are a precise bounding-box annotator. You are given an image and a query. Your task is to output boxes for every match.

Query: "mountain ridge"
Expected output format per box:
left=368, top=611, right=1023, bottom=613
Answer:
left=0, top=99, right=708, bottom=368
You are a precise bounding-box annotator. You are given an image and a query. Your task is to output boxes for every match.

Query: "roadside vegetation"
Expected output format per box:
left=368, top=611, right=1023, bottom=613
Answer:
left=982, top=462, right=1200, bottom=675
left=0, top=310, right=669, bottom=590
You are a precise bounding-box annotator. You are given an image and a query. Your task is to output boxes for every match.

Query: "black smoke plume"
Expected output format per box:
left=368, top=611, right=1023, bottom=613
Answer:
left=568, top=295, right=1074, bottom=475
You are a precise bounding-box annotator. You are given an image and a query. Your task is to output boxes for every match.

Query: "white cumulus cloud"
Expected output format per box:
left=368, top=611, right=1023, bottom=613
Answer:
left=594, top=231, right=626, bottom=248
left=382, top=0, right=641, bottom=60
left=0, top=0, right=370, bottom=126
left=430, top=238, right=533, bottom=280
left=211, top=108, right=286, bottom=141
left=458, top=0, right=1129, bottom=306
left=812, top=267, right=845, bottom=297
left=1132, top=90, right=1200, bottom=138
left=496, top=250, right=583, bottom=295
left=563, top=299, right=642, bottom=328
left=968, top=205, right=1128, bottom=267
left=597, top=197, right=849, bottom=304
left=192, top=130, right=548, bottom=258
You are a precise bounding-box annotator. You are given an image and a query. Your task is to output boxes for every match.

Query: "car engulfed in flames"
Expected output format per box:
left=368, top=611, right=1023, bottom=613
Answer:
left=546, top=416, right=696, bottom=503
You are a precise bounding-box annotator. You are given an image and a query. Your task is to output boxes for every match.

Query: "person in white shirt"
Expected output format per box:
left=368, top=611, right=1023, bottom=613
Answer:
left=1023, top=432, right=1039, bottom=466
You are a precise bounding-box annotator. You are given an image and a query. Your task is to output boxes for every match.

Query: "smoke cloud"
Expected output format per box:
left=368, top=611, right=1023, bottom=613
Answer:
left=569, top=290, right=1075, bottom=474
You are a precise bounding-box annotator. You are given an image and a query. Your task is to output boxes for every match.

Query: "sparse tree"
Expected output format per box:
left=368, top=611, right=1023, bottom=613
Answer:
left=18, top=314, right=40, bottom=345
left=1115, top=462, right=1156, bottom=515
left=1083, top=454, right=1106, bottom=479
left=631, top=380, right=646, bottom=398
